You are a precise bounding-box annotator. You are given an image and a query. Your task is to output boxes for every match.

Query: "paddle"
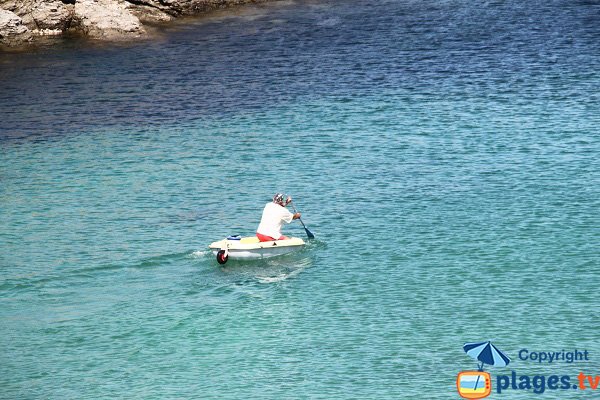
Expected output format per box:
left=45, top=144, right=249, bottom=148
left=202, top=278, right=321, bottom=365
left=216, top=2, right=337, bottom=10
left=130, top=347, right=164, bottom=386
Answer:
left=290, top=201, right=315, bottom=239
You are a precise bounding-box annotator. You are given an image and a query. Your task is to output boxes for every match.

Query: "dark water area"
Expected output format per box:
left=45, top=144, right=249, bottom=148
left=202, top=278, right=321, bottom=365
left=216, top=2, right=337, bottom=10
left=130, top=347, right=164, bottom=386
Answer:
left=2, top=0, right=599, bottom=140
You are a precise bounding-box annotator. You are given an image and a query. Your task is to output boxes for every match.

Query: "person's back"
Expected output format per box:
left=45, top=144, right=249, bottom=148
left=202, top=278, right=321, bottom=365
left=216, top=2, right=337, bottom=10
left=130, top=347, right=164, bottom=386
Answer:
left=256, top=193, right=300, bottom=241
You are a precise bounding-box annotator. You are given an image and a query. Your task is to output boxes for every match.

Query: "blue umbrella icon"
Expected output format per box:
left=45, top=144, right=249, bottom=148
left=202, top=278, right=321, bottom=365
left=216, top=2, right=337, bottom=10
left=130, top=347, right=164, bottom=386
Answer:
left=463, top=341, right=511, bottom=371
left=463, top=341, right=510, bottom=393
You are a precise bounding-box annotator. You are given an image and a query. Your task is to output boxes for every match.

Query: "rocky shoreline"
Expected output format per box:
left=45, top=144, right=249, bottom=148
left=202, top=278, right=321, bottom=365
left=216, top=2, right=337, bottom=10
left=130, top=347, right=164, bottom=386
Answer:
left=0, top=0, right=268, bottom=49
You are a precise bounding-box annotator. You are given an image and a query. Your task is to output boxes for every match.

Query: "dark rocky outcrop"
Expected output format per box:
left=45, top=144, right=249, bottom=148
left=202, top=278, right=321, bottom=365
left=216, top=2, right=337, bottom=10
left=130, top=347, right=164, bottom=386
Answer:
left=1, top=0, right=267, bottom=48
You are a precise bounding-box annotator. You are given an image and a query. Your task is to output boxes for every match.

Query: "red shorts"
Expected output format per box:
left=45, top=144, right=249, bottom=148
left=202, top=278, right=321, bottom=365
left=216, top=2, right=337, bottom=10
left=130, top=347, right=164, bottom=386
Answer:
left=256, top=233, right=289, bottom=242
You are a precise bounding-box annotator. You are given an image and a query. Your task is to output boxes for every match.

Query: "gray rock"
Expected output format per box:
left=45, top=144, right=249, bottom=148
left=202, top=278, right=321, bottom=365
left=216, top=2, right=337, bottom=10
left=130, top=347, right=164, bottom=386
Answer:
left=0, top=0, right=268, bottom=46
left=127, top=3, right=173, bottom=24
left=1, top=0, right=37, bottom=28
left=72, top=0, right=146, bottom=39
left=128, top=0, right=264, bottom=17
left=0, top=9, right=32, bottom=46
left=31, top=1, right=73, bottom=31
left=1, top=0, right=73, bottom=44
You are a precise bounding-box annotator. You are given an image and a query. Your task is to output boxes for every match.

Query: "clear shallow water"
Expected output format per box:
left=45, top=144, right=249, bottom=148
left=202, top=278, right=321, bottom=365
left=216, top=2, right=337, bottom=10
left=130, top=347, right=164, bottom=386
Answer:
left=1, top=0, right=599, bottom=398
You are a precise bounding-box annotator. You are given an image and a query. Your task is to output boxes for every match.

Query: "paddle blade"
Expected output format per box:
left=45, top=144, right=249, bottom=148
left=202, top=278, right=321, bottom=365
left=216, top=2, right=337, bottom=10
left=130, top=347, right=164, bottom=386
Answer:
left=304, top=227, right=315, bottom=239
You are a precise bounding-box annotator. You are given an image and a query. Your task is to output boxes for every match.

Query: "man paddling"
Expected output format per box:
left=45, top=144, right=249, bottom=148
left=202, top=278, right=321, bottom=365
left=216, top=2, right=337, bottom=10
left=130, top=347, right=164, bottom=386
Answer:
left=256, top=193, right=301, bottom=242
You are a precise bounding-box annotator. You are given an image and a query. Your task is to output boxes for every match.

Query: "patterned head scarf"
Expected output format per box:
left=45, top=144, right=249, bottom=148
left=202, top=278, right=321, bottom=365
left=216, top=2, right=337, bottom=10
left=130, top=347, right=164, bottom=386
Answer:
left=273, top=193, right=285, bottom=205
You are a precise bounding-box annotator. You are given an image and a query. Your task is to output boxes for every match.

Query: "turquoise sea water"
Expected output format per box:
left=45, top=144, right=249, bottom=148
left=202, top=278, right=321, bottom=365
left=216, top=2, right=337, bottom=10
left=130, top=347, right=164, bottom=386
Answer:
left=1, top=0, right=599, bottom=398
